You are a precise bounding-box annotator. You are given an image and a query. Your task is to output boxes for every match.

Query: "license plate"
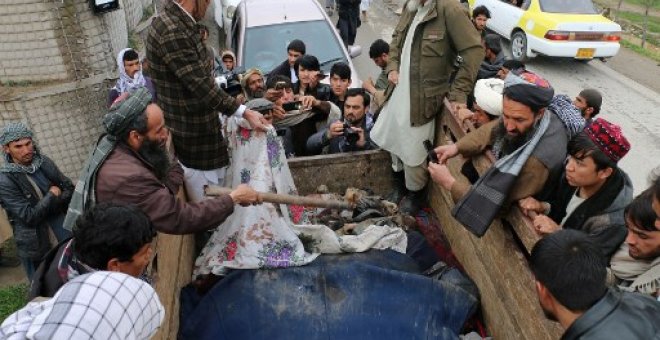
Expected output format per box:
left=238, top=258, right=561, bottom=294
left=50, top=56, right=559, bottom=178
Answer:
left=575, top=48, right=595, bottom=59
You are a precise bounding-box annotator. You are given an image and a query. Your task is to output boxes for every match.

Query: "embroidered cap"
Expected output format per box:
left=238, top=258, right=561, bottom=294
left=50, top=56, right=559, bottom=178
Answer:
left=584, top=118, right=630, bottom=163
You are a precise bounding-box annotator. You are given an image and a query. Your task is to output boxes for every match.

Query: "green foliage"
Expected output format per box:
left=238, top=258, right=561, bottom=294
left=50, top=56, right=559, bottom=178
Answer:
left=0, top=283, right=28, bottom=322
left=141, top=3, right=155, bottom=22
left=3, top=80, right=32, bottom=87
left=618, top=10, right=660, bottom=33
left=127, top=31, right=139, bottom=50
left=621, top=38, right=660, bottom=62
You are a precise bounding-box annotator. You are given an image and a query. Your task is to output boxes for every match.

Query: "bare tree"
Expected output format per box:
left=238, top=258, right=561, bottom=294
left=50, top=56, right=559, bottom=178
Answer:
left=614, top=0, right=624, bottom=21
left=639, top=0, right=658, bottom=48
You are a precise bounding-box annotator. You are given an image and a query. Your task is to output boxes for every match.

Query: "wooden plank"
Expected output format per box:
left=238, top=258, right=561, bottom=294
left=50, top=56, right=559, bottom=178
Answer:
left=288, top=150, right=393, bottom=196
left=430, top=185, right=521, bottom=339
left=432, top=107, right=563, bottom=338
left=151, top=190, right=195, bottom=340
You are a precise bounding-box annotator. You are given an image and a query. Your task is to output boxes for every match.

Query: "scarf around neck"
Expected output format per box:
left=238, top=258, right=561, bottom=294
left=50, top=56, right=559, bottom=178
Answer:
left=0, top=147, right=44, bottom=174
left=452, top=112, right=551, bottom=236
left=113, top=48, right=147, bottom=95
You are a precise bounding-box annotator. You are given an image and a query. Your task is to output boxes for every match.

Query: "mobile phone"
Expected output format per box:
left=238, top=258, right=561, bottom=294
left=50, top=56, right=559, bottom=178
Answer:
left=282, top=101, right=302, bottom=111
left=423, top=140, right=438, bottom=163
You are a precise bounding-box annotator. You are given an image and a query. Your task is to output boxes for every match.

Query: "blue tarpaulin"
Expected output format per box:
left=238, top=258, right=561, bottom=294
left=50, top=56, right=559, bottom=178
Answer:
left=179, top=250, right=478, bottom=340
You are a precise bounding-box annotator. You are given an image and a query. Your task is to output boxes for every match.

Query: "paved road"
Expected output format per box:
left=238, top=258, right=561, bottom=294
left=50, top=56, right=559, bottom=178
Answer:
left=362, top=1, right=660, bottom=194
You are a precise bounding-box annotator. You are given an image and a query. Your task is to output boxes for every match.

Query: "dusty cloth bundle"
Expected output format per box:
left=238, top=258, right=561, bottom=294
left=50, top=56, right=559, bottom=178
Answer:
left=193, top=116, right=406, bottom=277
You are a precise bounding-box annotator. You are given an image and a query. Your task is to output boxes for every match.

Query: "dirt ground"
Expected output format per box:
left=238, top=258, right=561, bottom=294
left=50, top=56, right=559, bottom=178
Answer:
left=0, top=242, right=27, bottom=288
left=606, top=40, right=660, bottom=93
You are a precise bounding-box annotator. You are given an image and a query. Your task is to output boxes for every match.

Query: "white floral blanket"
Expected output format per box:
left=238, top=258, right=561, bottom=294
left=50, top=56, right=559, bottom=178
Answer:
left=193, top=118, right=406, bottom=277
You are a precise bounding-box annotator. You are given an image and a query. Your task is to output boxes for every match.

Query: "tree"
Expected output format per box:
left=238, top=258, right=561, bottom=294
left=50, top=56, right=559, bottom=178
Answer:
left=614, top=0, right=624, bottom=21
left=639, top=0, right=659, bottom=48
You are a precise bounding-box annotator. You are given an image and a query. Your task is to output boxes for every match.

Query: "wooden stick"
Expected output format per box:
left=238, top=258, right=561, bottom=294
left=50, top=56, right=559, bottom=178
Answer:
left=204, top=185, right=354, bottom=210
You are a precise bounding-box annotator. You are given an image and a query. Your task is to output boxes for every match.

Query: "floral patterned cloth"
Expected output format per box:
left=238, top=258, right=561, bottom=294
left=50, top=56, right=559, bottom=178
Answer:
left=193, top=118, right=407, bottom=277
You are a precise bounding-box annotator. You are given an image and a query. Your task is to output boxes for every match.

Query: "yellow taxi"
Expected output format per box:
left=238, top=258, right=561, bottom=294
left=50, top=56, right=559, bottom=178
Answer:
left=469, top=0, right=622, bottom=61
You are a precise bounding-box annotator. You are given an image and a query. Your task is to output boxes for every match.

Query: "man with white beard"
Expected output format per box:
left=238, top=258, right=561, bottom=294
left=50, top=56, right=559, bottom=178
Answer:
left=371, top=0, right=483, bottom=215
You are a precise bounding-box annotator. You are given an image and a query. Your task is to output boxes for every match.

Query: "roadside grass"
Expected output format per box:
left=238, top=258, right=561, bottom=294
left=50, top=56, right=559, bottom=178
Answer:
left=0, top=283, right=28, bottom=322
left=617, top=10, right=660, bottom=34
left=621, top=38, right=660, bottom=62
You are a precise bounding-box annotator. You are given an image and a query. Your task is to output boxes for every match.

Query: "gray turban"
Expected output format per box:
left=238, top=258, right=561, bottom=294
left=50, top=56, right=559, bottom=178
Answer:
left=103, top=87, right=152, bottom=137
left=0, top=122, right=32, bottom=146
left=245, top=98, right=274, bottom=113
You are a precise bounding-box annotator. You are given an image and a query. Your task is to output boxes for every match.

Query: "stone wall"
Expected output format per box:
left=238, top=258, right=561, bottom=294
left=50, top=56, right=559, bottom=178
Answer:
left=0, top=0, right=153, bottom=179
left=0, top=0, right=133, bottom=83
left=0, top=78, right=113, bottom=179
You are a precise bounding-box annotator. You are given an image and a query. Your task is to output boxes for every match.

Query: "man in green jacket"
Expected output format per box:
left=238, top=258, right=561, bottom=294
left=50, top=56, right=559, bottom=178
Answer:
left=370, top=0, right=483, bottom=215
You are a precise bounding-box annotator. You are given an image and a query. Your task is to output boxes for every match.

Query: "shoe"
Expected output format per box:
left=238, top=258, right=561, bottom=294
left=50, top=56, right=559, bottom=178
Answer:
left=385, top=170, right=407, bottom=204
left=399, top=189, right=426, bottom=216
left=0, top=256, right=21, bottom=267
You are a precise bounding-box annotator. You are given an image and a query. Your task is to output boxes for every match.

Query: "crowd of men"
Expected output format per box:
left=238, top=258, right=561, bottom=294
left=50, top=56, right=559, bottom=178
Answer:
left=0, top=0, right=658, bottom=338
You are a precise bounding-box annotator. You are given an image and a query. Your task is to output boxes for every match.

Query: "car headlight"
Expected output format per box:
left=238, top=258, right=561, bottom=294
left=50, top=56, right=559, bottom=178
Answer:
left=226, top=6, right=236, bottom=19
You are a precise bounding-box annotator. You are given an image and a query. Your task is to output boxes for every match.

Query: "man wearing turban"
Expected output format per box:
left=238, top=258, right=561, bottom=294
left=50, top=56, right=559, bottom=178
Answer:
left=0, top=123, right=74, bottom=280
left=64, top=88, right=260, bottom=235
left=429, top=71, right=571, bottom=234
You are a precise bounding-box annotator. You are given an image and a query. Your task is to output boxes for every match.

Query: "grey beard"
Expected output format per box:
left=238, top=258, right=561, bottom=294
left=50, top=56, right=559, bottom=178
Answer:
left=406, top=0, right=421, bottom=12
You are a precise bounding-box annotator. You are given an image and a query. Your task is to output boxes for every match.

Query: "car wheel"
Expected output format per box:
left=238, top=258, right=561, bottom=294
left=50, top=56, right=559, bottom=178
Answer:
left=510, top=31, right=528, bottom=62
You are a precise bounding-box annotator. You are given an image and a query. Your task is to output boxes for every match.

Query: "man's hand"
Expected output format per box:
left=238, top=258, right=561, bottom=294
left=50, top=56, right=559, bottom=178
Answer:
left=271, top=105, right=286, bottom=121
left=388, top=70, right=399, bottom=85
left=428, top=162, right=455, bottom=190
left=49, top=186, right=61, bottom=197
left=229, top=184, right=262, bottom=207
left=265, top=89, right=283, bottom=102
left=327, top=121, right=345, bottom=139
left=457, top=108, right=474, bottom=122
left=518, top=197, right=548, bottom=216
left=434, top=144, right=459, bottom=164
left=301, top=95, right=318, bottom=111
left=362, top=77, right=376, bottom=95
left=449, top=101, right=467, bottom=113
left=235, top=94, right=247, bottom=105
left=353, top=126, right=366, bottom=148
left=532, top=215, right=560, bottom=235
left=243, top=109, right=268, bottom=131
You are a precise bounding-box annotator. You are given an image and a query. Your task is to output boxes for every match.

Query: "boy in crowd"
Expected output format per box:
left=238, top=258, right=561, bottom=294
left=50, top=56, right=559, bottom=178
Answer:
left=573, top=88, right=602, bottom=123
left=220, top=50, right=236, bottom=72
left=520, top=118, right=632, bottom=258
left=108, top=48, right=157, bottom=107
left=472, top=5, right=490, bottom=39
left=269, top=39, right=306, bottom=83
left=608, top=184, right=660, bottom=297
left=531, top=229, right=660, bottom=339
left=329, top=62, right=352, bottom=115
left=30, top=203, right=155, bottom=298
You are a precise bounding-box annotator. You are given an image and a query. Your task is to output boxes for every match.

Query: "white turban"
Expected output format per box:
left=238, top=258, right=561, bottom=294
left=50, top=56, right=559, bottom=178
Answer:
left=474, top=78, right=504, bottom=117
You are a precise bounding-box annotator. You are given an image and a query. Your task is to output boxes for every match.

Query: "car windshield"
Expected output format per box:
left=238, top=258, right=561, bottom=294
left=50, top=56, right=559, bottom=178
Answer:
left=243, top=20, right=346, bottom=74
left=539, top=0, right=598, bottom=14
